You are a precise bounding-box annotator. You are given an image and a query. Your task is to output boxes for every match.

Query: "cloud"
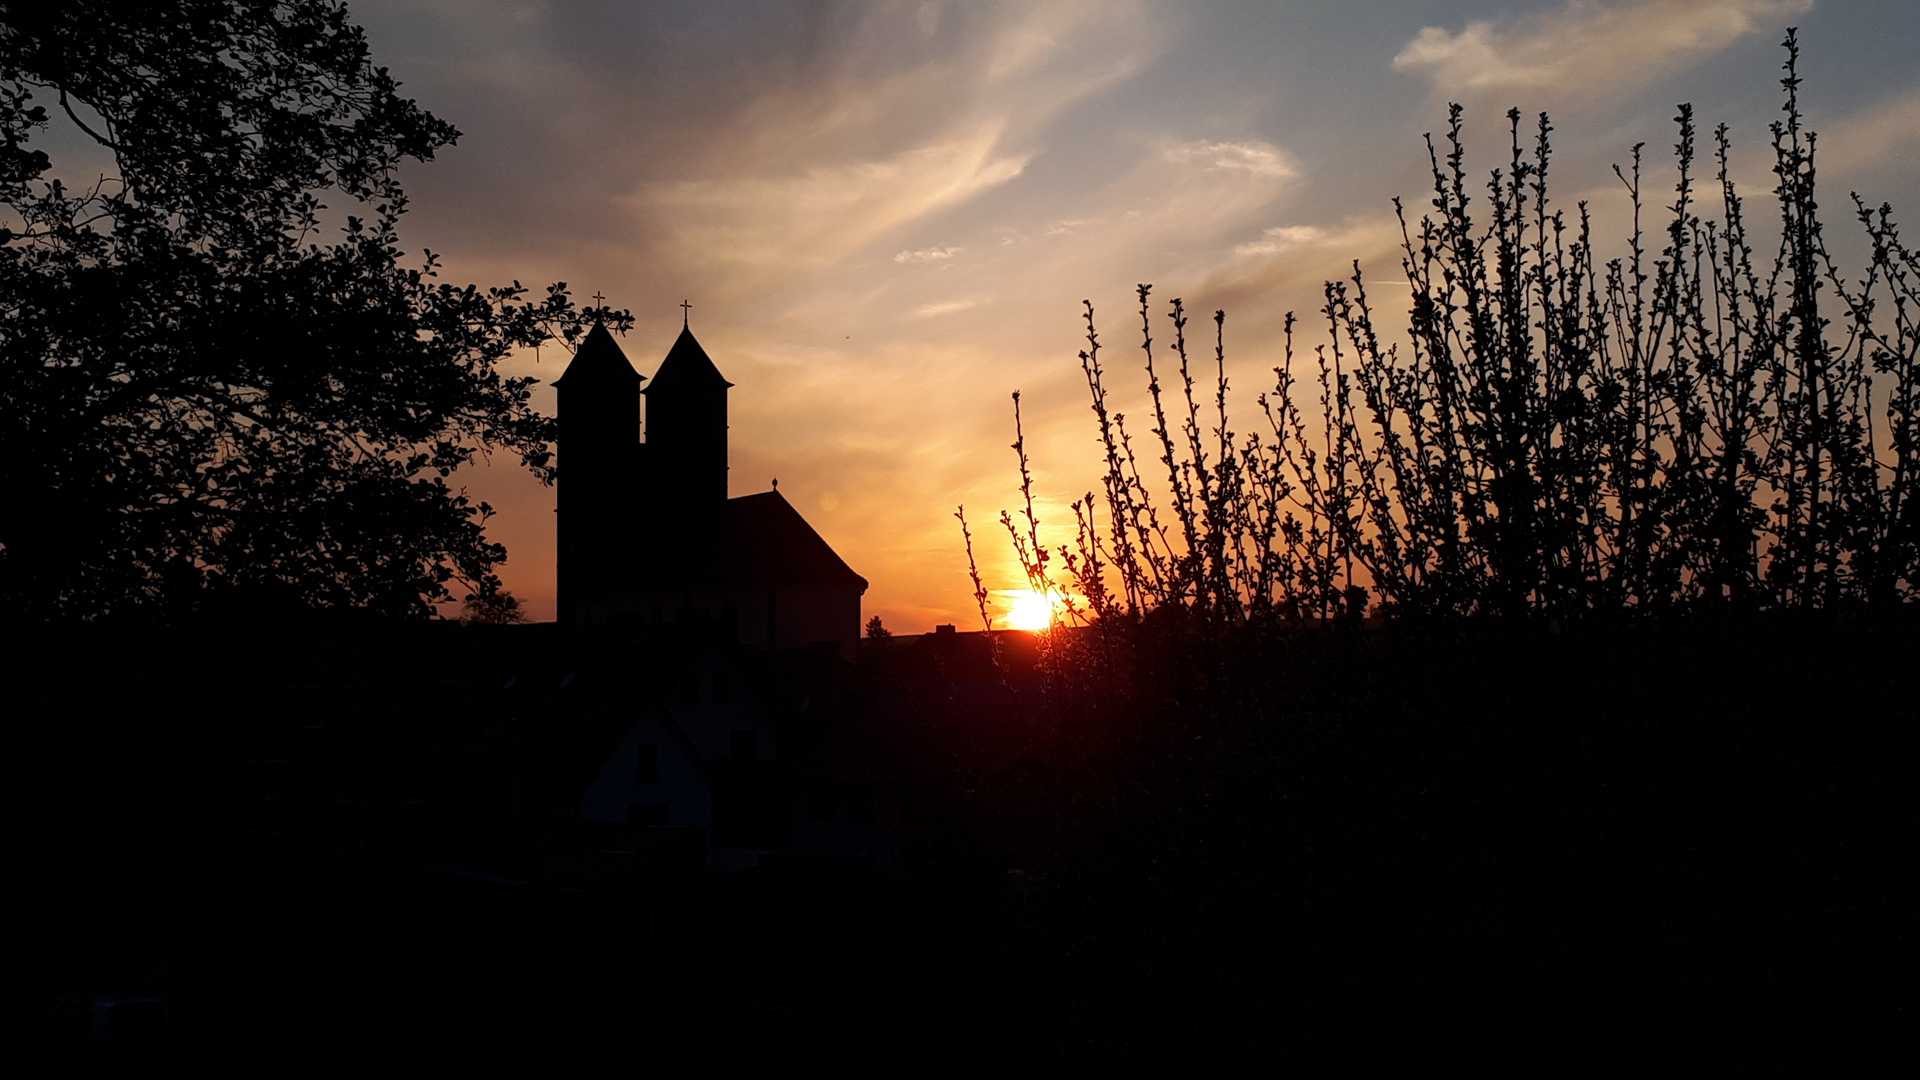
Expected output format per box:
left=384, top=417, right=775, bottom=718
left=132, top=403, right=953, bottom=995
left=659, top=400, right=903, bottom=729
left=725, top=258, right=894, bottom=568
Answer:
left=896, top=245, right=964, bottom=263
left=1393, top=0, right=1810, bottom=97
left=1234, top=224, right=1330, bottom=257
left=370, top=0, right=1161, bottom=316
left=1816, top=90, right=1920, bottom=182
left=1162, top=140, right=1297, bottom=179
left=909, top=297, right=993, bottom=319
left=650, top=124, right=1028, bottom=278
left=622, top=2, right=1157, bottom=298
left=1201, top=216, right=1406, bottom=320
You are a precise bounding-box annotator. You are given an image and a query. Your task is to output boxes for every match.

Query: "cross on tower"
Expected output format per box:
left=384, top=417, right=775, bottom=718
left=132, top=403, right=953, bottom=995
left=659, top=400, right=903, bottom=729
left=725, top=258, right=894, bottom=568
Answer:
left=591, top=291, right=606, bottom=306
left=680, top=299, right=692, bottom=328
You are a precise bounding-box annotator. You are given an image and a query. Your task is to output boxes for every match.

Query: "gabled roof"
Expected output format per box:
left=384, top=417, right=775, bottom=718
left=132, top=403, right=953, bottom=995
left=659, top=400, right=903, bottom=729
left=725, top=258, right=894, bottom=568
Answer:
left=642, top=326, right=733, bottom=395
left=552, top=323, right=643, bottom=389
left=725, top=490, right=868, bottom=591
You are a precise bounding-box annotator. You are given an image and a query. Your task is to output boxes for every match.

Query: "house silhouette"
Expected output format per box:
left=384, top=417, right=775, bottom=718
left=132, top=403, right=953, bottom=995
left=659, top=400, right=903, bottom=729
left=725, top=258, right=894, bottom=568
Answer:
left=554, top=321, right=868, bottom=655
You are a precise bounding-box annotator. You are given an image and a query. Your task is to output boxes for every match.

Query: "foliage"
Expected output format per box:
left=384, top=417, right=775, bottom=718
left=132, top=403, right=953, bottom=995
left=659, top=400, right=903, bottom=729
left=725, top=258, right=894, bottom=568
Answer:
left=864, top=614, right=892, bottom=639
left=0, top=0, right=628, bottom=620
left=1001, top=31, right=1915, bottom=632
left=457, top=588, right=526, bottom=625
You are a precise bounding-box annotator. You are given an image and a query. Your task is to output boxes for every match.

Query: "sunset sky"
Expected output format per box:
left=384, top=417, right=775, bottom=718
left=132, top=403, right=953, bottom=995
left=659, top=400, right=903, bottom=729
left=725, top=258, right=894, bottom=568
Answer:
left=348, top=0, right=1920, bottom=629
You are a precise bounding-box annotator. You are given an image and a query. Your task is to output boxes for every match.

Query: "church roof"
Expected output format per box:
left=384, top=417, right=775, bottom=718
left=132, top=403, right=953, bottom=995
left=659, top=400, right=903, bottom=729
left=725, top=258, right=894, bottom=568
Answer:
left=552, top=323, right=643, bottom=388
left=725, top=490, right=868, bottom=591
left=643, top=327, right=733, bottom=395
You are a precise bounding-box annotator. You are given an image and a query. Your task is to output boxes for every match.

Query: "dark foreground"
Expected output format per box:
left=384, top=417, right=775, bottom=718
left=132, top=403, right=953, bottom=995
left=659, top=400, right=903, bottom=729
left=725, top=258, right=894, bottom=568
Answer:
left=12, top=615, right=1914, bottom=1070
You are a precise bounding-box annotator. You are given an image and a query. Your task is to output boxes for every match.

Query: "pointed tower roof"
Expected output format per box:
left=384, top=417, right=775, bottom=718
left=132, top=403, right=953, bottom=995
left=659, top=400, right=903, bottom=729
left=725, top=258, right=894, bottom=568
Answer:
left=553, top=322, right=643, bottom=388
left=643, top=326, right=733, bottom=396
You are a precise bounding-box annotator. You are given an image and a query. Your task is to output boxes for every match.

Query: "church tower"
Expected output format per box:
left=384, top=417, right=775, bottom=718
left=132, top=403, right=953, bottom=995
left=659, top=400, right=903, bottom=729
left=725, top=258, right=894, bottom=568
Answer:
left=554, top=309, right=864, bottom=653
left=642, top=323, right=732, bottom=585
left=553, top=322, right=645, bottom=625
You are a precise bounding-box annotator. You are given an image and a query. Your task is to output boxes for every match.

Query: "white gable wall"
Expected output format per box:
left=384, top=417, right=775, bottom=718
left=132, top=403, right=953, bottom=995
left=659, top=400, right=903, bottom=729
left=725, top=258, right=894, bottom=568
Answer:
left=578, top=707, right=712, bottom=827
left=661, top=653, right=778, bottom=762
left=578, top=646, right=784, bottom=825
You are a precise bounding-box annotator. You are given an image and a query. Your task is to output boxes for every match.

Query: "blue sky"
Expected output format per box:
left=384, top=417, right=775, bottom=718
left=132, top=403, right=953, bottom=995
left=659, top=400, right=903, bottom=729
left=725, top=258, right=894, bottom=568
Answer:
left=348, top=0, right=1920, bottom=626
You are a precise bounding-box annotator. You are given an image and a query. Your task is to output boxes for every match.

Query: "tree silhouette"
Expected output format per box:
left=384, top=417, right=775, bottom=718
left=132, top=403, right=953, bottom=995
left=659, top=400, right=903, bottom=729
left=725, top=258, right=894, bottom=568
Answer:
left=458, top=589, right=527, bottom=626
left=0, top=0, right=627, bottom=620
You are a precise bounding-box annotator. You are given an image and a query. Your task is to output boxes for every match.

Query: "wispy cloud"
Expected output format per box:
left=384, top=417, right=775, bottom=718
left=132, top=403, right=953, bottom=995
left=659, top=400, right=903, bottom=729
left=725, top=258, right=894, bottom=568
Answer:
left=1162, top=139, right=1297, bottom=179
left=651, top=124, right=1028, bottom=278
left=1202, top=216, right=1405, bottom=319
left=1817, top=90, right=1920, bottom=182
left=909, top=297, right=992, bottom=319
left=896, top=245, right=964, bottom=263
left=630, top=3, right=1157, bottom=297
left=1234, top=224, right=1330, bottom=257
left=1394, top=0, right=1810, bottom=97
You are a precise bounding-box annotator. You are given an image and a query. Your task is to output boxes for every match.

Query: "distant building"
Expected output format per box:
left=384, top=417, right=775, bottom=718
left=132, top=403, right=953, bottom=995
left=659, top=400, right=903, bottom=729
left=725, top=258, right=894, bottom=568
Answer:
left=554, top=321, right=867, bottom=656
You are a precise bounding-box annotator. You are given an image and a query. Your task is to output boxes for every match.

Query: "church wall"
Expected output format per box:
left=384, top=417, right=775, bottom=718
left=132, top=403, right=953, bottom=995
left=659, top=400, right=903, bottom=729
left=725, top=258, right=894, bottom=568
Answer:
left=643, top=381, right=728, bottom=581
left=644, top=384, right=728, bottom=507
left=762, top=584, right=862, bottom=659
left=556, top=442, right=649, bottom=624
left=578, top=582, right=862, bottom=659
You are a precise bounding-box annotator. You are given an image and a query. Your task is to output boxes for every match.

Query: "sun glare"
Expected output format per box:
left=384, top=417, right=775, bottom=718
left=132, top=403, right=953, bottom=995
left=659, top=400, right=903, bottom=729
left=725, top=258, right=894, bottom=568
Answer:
left=1005, top=589, right=1061, bottom=631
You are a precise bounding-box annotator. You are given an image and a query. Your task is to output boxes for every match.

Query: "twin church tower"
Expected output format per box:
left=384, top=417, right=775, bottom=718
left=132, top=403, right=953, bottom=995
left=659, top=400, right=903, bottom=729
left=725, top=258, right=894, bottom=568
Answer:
left=553, top=317, right=867, bottom=656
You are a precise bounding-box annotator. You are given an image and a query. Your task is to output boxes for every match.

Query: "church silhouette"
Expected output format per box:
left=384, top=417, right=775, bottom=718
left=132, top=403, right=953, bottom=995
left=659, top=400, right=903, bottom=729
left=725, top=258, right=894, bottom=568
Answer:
left=554, top=318, right=868, bottom=655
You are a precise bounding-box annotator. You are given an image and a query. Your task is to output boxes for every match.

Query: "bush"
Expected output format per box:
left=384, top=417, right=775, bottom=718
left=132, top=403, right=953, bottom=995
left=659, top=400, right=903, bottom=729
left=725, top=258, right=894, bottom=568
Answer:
left=1000, top=31, right=1914, bottom=630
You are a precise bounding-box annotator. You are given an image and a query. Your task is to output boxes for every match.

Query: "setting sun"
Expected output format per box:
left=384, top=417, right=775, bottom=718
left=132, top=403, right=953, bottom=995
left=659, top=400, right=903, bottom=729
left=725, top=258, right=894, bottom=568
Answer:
left=1004, top=589, right=1061, bottom=631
